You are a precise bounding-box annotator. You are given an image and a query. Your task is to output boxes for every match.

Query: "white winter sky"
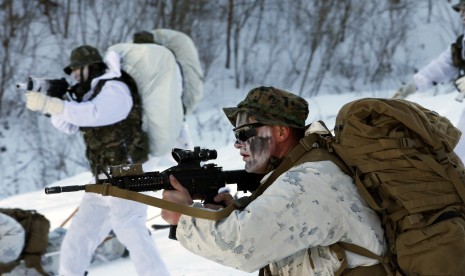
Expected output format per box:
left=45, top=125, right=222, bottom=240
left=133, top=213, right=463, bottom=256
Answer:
left=0, top=86, right=463, bottom=275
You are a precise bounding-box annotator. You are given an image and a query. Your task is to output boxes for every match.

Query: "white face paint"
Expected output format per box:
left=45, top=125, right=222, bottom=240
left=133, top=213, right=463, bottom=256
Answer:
left=71, top=65, right=89, bottom=82
left=234, top=112, right=276, bottom=174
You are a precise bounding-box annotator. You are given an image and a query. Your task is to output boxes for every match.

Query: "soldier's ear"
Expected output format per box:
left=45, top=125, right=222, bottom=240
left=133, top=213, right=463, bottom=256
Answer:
left=274, top=126, right=289, bottom=142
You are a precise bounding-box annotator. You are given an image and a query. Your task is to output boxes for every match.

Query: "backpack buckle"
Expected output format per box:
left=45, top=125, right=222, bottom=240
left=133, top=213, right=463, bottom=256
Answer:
left=101, top=183, right=111, bottom=196
left=300, top=135, right=319, bottom=150
left=436, top=149, right=450, bottom=165
left=400, top=138, right=416, bottom=148
left=429, top=111, right=439, bottom=123
left=325, top=138, right=335, bottom=153
left=299, top=137, right=312, bottom=150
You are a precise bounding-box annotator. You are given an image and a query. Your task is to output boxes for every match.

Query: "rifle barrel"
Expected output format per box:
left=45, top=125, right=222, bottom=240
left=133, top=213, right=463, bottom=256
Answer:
left=223, top=170, right=263, bottom=192
left=45, top=185, right=86, bottom=194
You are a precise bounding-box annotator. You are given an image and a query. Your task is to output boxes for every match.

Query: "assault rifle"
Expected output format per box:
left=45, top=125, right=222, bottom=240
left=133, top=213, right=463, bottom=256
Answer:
left=45, top=147, right=263, bottom=204
left=16, top=76, right=70, bottom=99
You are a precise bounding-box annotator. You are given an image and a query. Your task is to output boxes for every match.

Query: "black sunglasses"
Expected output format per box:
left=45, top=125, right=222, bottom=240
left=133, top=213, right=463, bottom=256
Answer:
left=233, top=123, right=265, bottom=143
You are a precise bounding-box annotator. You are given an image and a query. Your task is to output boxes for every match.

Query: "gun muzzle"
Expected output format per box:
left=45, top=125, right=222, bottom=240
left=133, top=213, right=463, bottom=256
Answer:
left=16, top=83, right=27, bottom=90
left=45, top=185, right=86, bottom=194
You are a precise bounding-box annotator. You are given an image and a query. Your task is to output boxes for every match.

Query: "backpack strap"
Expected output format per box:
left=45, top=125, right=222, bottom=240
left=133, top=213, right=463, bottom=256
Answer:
left=330, top=243, right=350, bottom=276
left=85, top=183, right=239, bottom=220
left=250, top=132, right=350, bottom=201
left=258, top=266, right=272, bottom=276
left=336, top=242, right=394, bottom=276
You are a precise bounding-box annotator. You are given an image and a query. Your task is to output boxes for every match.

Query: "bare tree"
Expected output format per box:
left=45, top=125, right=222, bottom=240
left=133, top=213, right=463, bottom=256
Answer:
left=0, top=0, right=457, bottom=198
left=225, top=0, right=233, bottom=69
left=0, top=0, right=42, bottom=112
left=230, top=0, right=261, bottom=88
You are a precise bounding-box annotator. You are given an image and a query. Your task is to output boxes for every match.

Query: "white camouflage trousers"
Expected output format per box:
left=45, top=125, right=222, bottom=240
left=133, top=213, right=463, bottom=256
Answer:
left=58, top=192, right=169, bottom=276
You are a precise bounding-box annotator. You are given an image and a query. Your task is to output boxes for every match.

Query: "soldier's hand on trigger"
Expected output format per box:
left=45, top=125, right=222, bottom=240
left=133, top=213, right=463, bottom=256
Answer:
left=204, top=188, right=234, bottom=210
left=392, top=82, right=417, bottom=99
left=25, top=91, right=64, bottom=116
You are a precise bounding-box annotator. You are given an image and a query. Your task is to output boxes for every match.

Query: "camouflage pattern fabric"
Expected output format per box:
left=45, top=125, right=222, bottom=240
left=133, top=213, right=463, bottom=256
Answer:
left=223, top=86, right=308, bottom=128
left=80, top=77, right=149, bottom=170
left=63, top=45, right=104, bottom=75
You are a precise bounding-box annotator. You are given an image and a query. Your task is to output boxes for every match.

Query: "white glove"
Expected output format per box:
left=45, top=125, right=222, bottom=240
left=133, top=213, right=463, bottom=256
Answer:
left=392, top=82, right=417, bottom=99
left=455, top=76, right=465, bottom=92
left=26, top=91, right=64, bottom=116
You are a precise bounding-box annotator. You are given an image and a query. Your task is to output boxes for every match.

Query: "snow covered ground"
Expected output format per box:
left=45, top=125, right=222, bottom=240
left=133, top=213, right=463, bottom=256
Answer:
left=0, top=171, right=256, bottom=276
left=0, top=88, right=463, bottom=275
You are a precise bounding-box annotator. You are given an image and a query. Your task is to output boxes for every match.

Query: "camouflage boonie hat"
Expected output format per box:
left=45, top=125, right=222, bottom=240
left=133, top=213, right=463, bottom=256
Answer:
left=453, top=0, right=465, bottom=12
left=133, top=31, right=155, bottom=44
left=63, top=45, right=103, bottom=75
left=223, top=86, right=309, bottom=128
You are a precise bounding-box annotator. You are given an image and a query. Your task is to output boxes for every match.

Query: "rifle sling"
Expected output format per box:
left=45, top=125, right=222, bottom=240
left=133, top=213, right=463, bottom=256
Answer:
left=85, top=184, right=238, bottom=220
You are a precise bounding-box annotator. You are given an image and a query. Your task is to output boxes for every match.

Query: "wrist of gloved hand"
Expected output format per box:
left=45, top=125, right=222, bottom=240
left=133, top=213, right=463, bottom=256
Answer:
left=393, top=81, right=417, bottom=99
left=455, top=76, right=465, bottom=92
left=26, top=91, right=64, bottom=116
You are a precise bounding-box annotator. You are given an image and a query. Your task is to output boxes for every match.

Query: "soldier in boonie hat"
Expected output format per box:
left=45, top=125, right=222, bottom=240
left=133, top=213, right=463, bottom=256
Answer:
left=63, top=45, right=104, bottom=75
left=222, top=86, right=309, bottom=174
left=223, top=86, right=309, bottom=129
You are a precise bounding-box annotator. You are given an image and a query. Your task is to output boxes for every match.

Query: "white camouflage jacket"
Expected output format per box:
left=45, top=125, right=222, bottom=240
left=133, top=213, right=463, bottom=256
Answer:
left=412, top=33, right=465, bottom=161
left=413, top=32, right=464, bottom=91
left=176, top=160, right=386, bottom=275
left=51, top=51, right=133, bottom=133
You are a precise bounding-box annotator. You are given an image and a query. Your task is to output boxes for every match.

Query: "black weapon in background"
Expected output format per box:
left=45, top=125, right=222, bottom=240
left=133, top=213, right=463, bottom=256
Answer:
left=17, top=76, right=70, bottom=99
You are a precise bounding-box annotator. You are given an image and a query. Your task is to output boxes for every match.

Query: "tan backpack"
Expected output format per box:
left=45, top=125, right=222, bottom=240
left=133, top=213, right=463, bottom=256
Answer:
left=0, top=208, right=50, bottom=275
left=330, top=98, right=465, bottom=276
